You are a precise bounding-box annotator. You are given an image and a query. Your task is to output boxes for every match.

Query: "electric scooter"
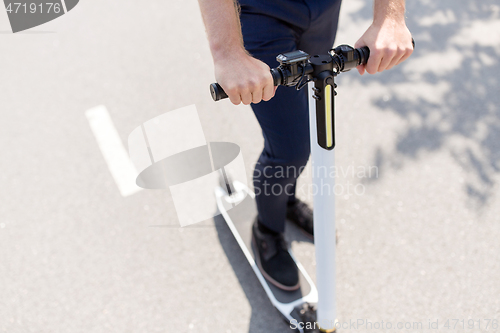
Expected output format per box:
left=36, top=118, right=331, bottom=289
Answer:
left=211, top=40, right=413, bottom=332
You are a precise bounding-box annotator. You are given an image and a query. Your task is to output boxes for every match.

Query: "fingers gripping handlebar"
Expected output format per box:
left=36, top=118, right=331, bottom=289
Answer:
left=210, top=70, right=281, bottom=101
left=210, top=39, right=414, bottom=101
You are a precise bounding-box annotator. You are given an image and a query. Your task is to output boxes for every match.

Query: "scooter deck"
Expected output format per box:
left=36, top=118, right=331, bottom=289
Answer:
left=215, top=181, right=318, bottom=332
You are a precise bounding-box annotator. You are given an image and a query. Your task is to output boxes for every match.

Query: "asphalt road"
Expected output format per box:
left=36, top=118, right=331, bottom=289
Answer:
left=1, top=0, right=499, bottom=332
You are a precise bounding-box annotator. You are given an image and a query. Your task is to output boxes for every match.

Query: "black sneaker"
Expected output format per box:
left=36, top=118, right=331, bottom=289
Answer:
left=251, top=219, right=300, bottom=291
left=287, top=200, right=314, bottom=239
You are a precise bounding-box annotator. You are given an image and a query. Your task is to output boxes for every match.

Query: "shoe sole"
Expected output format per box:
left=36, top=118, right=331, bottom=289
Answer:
left=251, top=233, right=300, bottom=292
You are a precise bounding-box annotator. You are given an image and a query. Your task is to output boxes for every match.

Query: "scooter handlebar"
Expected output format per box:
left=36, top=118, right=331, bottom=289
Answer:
left=210, top=83, right=228, bottom=101
left=210, top=39, right=414, bottom=102
left=210, top=69, right=282, bottom=101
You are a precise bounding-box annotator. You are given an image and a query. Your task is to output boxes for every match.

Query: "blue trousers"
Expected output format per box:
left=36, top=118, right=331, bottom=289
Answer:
left=240, top=0, right=342, bottom=232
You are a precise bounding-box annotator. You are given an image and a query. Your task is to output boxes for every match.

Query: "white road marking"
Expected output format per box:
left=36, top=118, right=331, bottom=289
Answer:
left=61, top=0, right=68, bottom=13
left=85, top=105, right=142, bottom=197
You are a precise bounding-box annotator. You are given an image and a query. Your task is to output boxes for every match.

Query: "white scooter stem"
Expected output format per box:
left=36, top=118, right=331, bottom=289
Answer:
left=308, top=81, right=337, bottom=332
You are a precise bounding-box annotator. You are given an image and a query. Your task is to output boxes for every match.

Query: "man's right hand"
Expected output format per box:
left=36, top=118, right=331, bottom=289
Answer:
left=214, top=50, right=276, bottom=105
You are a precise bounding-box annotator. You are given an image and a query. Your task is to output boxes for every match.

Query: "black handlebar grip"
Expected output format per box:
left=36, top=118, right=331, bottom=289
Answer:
left=210, top=83, right=227, bottom=101
left=210, top=69, right=282, bottom=101
left=270, top=68, right=282, bottom=86
left=357, top=46, right=370, bottom=65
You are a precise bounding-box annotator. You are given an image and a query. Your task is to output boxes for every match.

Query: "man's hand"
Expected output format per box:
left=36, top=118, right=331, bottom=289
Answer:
left=354, top=0, right=413, bottom=75
left=198, top=0, right=276, bottom=105
left=215, top=51, right=276, bottom=105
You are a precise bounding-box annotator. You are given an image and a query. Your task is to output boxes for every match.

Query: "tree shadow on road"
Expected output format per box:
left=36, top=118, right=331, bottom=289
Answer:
left=348, top=0, right=500, bottom=208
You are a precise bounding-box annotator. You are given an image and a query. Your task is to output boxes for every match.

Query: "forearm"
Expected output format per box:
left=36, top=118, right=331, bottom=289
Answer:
left=197, top=0, right=275, bottom=105
left=355, top=0, right=412, bottom=74
left=373, top=0, right=406, bottom=26
left=197, top=0, right=245, bottom=61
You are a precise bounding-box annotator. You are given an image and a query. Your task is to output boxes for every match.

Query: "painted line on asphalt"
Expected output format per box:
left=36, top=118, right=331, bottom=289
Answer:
left=85, top=105, right=142, bottom=197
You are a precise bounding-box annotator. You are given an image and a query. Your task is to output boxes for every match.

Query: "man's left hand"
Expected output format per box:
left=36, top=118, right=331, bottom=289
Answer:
left=355, top=20, right=413, bottom=75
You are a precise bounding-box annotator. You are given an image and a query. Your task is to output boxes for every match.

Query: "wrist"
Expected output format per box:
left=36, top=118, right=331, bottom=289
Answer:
left=372, top=15, right=406, bottom=30
left=212, top=44, right=249, bottom=64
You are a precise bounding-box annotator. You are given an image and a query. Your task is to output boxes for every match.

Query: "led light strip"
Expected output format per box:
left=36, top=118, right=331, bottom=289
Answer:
left=325, top=84, right=333, bottom=148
